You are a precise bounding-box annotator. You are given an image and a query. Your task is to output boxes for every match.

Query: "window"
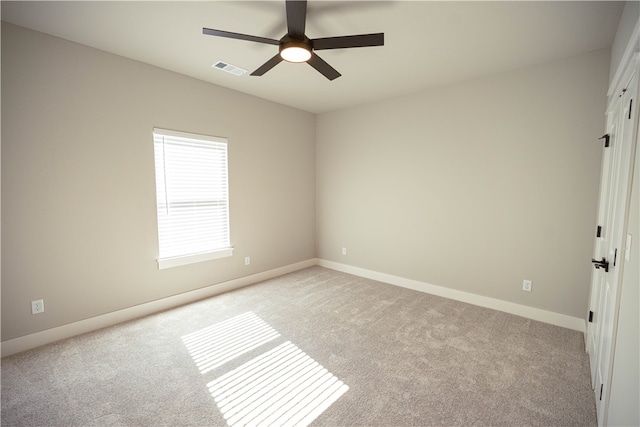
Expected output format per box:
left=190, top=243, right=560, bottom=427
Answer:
left=153, top=128, right=232, bottom=269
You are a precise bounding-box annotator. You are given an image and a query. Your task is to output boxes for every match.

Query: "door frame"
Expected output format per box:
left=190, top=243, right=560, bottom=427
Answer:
left=586, top=53, right=640, bottom=426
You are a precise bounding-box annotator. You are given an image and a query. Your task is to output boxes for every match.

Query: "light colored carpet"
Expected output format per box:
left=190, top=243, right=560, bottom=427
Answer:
left=1, top=266, right=596, bottom=426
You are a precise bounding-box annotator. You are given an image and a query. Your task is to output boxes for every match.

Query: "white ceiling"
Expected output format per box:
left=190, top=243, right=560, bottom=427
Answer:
left=1, top=1, right=624, bottom=114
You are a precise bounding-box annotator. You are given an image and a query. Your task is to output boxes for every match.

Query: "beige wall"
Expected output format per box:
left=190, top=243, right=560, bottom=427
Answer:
left=1, top=23, right=316, bottom=341
left=0, top=20, right=614, bottom=343
left=316, top=49, right=610, bottom=319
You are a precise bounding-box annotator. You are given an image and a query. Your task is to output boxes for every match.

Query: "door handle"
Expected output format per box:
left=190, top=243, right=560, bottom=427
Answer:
left=591, top=257, right=609, bottom=272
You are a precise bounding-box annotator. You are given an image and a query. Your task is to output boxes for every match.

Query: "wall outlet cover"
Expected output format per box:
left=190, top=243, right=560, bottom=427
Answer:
left=31, top=299, right=45, bottom=314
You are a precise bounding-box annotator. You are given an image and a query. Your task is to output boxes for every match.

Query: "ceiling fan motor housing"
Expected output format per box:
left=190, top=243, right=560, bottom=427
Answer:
left=279, top=35, right=313, bottom=62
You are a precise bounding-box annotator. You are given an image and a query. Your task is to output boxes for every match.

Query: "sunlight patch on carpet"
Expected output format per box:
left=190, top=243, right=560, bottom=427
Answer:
left=207, top=341, right=349, bottom=427
left=182, top=312, right=280, bottom=373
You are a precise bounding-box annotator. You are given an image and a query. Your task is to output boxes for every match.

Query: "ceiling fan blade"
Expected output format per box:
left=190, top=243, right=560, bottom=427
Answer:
left=203, top=28, right=279, bottom=45
left=312, top=33, right=384, bottom=50
left=250, top=54, right=284, bottom=76
left=286, top=0, right=307, bottom=39
left=307, top=53, right=341, bottom=81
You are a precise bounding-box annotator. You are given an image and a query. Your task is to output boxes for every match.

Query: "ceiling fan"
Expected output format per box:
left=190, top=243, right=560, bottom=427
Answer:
left=203, top=0, right=384, bottom=81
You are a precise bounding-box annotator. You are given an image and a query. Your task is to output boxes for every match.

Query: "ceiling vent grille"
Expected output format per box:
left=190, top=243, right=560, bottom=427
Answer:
left=212, top=61, right=247, bottom=76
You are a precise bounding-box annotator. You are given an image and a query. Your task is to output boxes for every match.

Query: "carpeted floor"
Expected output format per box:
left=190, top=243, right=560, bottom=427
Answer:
left=1, top=266, right=596, bottom=426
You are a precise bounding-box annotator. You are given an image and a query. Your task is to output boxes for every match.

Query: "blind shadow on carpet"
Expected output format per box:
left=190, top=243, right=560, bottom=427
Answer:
left=182, top=311, right=349, bottom=426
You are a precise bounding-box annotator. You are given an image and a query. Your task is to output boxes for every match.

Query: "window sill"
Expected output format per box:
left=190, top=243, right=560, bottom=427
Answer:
left=157, top=248, right=234, bottom=270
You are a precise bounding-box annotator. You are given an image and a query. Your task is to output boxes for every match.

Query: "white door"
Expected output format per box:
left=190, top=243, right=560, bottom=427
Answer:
left=587, top=107, right=617, bottom=386
left=587, top=66, right=638, bottom=426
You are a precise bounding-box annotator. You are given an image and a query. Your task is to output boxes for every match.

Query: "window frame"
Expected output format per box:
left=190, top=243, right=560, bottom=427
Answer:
left=152, top=127, right=233, bottom=269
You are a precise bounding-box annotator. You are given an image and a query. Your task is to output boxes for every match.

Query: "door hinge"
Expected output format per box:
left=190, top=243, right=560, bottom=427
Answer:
left=589, top=311, right=594, bottom=323
left=596, top=225, right=602, bottom=238
left=599, top=134, right=610, bottom=147
left=600, top=383, right=604, bottom=400
left=614, top=248, right=618, bottom=267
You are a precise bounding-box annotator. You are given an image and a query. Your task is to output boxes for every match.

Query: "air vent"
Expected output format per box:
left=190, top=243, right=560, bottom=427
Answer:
left=212, top=61, right=247, bottom=76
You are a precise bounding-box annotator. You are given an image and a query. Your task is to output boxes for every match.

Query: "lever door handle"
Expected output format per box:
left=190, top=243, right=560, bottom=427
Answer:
left=591, top=257, right=609, bottom=273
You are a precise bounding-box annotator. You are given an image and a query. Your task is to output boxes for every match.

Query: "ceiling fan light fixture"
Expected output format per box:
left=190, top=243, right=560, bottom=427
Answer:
left=280, top=41, right=311, bottom=63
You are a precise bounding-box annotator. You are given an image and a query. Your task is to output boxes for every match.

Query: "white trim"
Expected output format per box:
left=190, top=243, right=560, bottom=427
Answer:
left=0, top=258, right=318, bottom=358
left=607, top=54, right=640, bottom=115
left=318, top=259, right=585, bottom=333
left=157, top=247, right=234, bottom=269
left=2, top=257, right=586, bottom=357
left=608, top=17, right=640, bottom=98
left=153, top=127, right=227, bottom=145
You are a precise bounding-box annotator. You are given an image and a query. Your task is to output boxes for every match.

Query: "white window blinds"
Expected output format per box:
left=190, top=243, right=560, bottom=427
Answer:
left=153, top=128, right=232, bottom=269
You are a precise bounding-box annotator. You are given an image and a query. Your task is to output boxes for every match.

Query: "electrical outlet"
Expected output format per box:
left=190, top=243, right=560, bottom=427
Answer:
left=244, top=256, right=251, bottom=266
left=341, top=247, right=347, bottom=255
left=31, top=299, right=45, bottom=315
left=522, top=280, right=532, bottom=292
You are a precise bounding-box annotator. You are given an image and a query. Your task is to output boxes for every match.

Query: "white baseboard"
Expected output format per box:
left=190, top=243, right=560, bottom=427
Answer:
left=318, top=259, right=585, bottom=333
left=2, top=258, right=585, bottom=357
left=1, top=258, right=318, bottom=358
